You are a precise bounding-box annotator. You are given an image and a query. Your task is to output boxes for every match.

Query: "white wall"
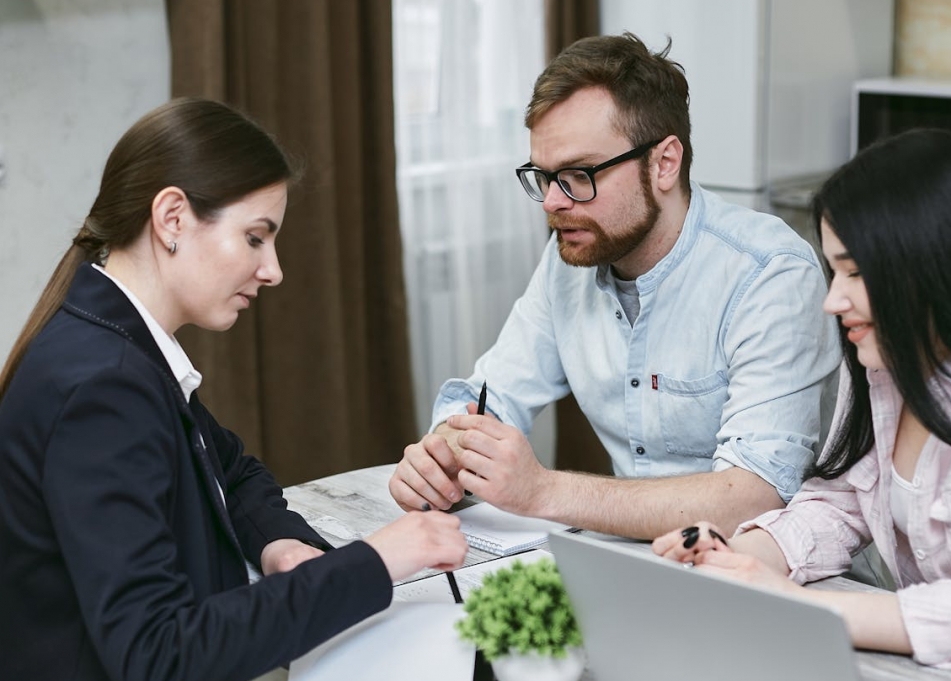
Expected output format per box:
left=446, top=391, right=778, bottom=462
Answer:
left=599, top=0, right=894, bottom=192
left=0, top=0, right=169, bottom=360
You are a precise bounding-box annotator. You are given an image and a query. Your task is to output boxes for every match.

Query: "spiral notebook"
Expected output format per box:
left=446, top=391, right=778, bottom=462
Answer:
left=453, top=503, right=571, bottom=555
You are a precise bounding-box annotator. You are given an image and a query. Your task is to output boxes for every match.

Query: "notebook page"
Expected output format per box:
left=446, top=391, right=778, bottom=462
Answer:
left=454, top=503, right=570, bottom=555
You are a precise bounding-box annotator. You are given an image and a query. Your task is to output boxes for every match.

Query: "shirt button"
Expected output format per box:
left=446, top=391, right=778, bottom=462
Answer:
left=615, top=310, right=622, bottom=319
left=636, top=446, right=646, bottom=455
left=915, top=549, right=926, bottom=560
left=631, top=378, right=640, bottom=388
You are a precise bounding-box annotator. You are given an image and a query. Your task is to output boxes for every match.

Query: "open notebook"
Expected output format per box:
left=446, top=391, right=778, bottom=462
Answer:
left=453, top=503, right=570, bottom=555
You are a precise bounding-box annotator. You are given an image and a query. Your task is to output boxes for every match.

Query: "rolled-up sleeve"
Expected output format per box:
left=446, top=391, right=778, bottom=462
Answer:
left=711, top=252, right=840, bottom=502
left=897, top=580, right=951, bottom=668
left=750, top=504, right=951, bottom=668
left=431, top=379, right=489, bottom=430
left=737, top=468, right=873, bottom=583
left=713, top=434, right=819, bottom=504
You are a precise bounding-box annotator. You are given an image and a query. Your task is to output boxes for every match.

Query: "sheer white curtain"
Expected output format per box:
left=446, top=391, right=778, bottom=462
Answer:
left=393, top=0, right=552, bottom=452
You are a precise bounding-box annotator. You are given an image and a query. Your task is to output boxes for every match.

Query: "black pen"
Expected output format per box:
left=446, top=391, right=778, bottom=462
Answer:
left=466, top=382, right=494, bottom=680
left=425, top=380, right=489, bottom=600
left=421, top=502, right=464, bottom=604
left=464, top=382, right=488, bottom=499
left=446, top=567, right=464, bottom=604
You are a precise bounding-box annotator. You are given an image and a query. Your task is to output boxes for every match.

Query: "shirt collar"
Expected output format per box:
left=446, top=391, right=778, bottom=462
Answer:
left=92, top=264, right=202, bottom=402
left=595, top=181, right=703, bottom=292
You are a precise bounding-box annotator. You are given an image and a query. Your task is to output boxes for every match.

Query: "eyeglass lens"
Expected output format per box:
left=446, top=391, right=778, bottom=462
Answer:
left=520, top=169, right=595, bottom=202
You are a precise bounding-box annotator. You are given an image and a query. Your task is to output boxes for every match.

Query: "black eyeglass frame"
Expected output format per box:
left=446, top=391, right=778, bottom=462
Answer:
left=515, top=139, right=663, bottom=203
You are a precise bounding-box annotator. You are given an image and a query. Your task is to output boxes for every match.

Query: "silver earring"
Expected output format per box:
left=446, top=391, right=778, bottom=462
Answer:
left=168, top=240, right=178, bottom=254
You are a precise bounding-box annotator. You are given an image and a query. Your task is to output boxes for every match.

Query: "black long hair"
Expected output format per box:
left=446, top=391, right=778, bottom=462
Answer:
left=811, top=128, right=951, bottom=479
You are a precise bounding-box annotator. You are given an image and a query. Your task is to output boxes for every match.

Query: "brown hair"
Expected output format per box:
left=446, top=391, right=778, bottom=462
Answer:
left=525, top=32, right=692, bottom=191
left=0, top=97, right=298, bottom=397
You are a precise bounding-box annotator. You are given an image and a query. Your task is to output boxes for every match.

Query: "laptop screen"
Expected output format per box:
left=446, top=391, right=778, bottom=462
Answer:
left=548, top=531, right=860, bottom=681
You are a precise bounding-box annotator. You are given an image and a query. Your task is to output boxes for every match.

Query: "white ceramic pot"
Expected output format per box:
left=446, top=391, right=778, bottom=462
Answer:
left=490, top=647, right=585, bottom=681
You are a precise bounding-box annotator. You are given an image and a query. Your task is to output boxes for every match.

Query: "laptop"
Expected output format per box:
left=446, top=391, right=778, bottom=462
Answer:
left=548, top=531, right=861, bottom=681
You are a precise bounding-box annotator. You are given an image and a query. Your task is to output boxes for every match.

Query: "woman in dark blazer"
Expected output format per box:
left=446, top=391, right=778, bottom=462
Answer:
left=0, top=98, right=467, bottom=681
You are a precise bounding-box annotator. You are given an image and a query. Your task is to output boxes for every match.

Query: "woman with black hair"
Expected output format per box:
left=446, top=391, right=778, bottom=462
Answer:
left=653, top=128, right=951, bottom=668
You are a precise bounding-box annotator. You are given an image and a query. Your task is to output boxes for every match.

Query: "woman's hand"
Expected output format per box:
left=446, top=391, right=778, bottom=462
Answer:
left=692, top=549, right=803, bottom=596
left=654, top=522, right=800, bottom=597
left=652, top=521, right=731, bottom=563
left=260, top=538, right=325, bottom=576
left=364, top=510, right=468, bottom=582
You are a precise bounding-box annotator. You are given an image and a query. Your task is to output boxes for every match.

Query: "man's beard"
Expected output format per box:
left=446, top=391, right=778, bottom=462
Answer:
left=550, top=172, right=661, bottom=268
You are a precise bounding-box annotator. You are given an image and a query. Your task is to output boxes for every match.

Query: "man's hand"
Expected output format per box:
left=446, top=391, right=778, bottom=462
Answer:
left=448, top=413, right=552, bottom=517
left=389, top=432, right=466, bottom=511
left=388, top=401, right=484, bottom=512
left=260, top=538, right=325, bottom=576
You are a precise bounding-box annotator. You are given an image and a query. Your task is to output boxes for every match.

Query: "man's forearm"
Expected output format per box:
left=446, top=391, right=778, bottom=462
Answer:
left=535, top=467, right=784, bottom=539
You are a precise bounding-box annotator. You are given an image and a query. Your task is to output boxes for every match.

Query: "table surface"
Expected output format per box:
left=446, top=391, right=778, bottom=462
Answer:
left=283, top=463, right=951, bottom=681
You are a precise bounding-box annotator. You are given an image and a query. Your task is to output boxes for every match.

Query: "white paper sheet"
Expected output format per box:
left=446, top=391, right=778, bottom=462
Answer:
left=287, top=602, right=474, bottom=681
left=289, top=551, right=553, bottom=680
left=392, top=549, right=551, bottom=603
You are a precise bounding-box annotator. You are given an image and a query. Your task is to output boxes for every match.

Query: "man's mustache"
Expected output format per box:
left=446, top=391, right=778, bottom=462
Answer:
left=548, top=215, right=600, bottom=231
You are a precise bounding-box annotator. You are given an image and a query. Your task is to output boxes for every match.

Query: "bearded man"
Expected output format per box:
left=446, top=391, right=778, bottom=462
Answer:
left=389, top=32, right=840, bottom=539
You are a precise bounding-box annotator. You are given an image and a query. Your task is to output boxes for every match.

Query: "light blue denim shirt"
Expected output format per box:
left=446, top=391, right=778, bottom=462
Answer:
left=433, top=184, right=840, bottom=502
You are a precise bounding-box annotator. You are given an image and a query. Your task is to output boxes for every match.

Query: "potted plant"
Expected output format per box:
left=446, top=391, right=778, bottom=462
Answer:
left=455, top=557, right=585, bottom=681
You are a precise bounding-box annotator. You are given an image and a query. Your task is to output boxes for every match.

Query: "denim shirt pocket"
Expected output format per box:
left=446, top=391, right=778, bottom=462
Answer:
left=656, top=370, right=729, bottom=457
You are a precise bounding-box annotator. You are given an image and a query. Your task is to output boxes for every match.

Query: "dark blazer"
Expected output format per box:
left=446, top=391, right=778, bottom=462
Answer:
left=0, top=264, right=392, bottom=681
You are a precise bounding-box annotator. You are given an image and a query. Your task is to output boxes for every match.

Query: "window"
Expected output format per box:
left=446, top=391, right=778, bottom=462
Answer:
left=393, top=0, right=548, bottom=436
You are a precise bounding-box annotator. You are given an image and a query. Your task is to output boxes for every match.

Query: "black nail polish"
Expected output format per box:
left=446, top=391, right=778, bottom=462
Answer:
left=421, top=502, right=431, bottom=512
left=709, top=529, right=728, bottom=545
left=681, top=526, right=699, bottom=538
left=683, top=533, right=699, bottom=549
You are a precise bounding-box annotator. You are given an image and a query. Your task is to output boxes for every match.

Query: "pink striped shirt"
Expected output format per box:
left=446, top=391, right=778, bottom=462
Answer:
left=739, top=364, right=951, bottom=668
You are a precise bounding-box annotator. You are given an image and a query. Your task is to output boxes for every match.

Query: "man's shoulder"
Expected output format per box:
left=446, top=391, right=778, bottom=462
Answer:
left=690, top=185, right=818, bottom=265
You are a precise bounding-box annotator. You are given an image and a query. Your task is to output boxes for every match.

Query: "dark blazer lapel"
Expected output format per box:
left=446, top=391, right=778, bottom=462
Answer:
left=181, top=407, right=243, bottom=552
left=62, top=263, right=243, bottom=553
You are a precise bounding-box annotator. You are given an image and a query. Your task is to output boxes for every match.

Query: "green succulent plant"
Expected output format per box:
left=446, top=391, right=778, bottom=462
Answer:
left=455, top=557, right=583, bottom=662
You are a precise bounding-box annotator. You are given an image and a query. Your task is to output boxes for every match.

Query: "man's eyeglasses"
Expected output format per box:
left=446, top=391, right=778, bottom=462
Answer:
left=515, top=139, right=662, bottom=203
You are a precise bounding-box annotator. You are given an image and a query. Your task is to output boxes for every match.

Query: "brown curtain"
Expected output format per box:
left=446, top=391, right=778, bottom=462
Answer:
left=544, top=0, right=601, bottom=62
left=166, top=0, right=416, bottom=486
left=543, top=0, right=612, bottom=475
